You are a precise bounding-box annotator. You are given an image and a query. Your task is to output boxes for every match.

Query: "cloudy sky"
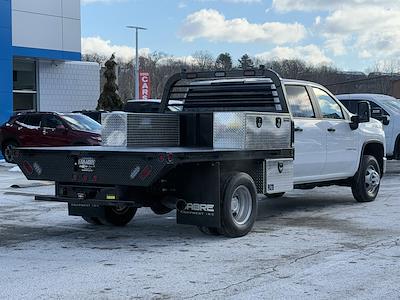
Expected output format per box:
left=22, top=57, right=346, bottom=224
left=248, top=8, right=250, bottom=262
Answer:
left=81, top=0, right=400, bottom=71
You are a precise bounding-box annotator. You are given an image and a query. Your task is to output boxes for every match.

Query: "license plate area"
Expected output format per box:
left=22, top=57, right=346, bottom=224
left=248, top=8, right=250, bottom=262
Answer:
left=75, top=156, right=96, bottom=173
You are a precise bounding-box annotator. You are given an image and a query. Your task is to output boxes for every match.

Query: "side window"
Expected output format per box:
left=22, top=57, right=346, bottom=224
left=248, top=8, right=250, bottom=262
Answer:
left=369, top=100, right=389, bottom=115
left=42, top=116, right=64, bottom=129
left=24, top=115, right=42, bottom=127
left=313, top=88, right=344, bottom=119
left=286, top=85, right=315, bottom=118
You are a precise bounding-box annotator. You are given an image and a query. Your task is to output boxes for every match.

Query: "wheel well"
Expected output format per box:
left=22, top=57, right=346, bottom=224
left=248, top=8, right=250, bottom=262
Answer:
left=363, top=142, right=384, bottom=174
left=394, top=134, right=400, bottom=158
left=1, top=138, right=19, bottom=150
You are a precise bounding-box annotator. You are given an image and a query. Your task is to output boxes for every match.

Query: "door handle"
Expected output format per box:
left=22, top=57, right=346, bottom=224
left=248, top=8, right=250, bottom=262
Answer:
left=327, top=128, right=336, bottom=132
left=294, top=127, right=303, bottom=132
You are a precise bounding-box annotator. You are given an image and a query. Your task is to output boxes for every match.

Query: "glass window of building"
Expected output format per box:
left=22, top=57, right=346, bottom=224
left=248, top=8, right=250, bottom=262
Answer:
left=13, top=59, right=37, bottom=111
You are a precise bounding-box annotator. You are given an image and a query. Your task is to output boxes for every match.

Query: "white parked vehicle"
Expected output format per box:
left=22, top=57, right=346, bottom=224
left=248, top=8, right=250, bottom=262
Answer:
left=337, top=94, right=398, bottom=158
left=284, top=81, right=386, bottom=202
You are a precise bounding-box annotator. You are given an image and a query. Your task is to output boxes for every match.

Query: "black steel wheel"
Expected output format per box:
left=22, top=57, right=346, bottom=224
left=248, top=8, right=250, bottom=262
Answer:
left=150, top=202, right=173, bottom=215
left=198, top=226, right=221, bottom=236
left=352, top=155, right=381, bottom=202
left=99, top=206, right=137, bottom=226
left=2, top=141, right=18, bottom=163
left=219, top=172, right=257, bottom=238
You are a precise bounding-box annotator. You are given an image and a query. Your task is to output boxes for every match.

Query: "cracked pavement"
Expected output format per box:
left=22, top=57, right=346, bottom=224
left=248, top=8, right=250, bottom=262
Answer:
left=0, top=161, right=400, bottom=299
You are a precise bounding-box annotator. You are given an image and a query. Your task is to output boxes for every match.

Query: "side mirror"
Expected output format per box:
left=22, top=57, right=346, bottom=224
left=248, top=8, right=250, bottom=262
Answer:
left=382, top=115, right=390, bottom=126
left=350, top=115, right=360, bottom=130
left=357, top=101, right=371, bottom=123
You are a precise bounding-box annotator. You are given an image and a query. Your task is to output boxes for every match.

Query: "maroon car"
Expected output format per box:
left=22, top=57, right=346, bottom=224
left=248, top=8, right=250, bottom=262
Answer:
left=0, top=112, right=102, bottom=163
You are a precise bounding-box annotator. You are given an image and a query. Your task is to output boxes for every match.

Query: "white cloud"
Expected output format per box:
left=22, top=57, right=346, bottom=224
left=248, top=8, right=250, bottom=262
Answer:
left=272, top=0, right=399, bottom=12
left=81, top=36, right=149, bottom=62
left=256, top=44, right=332, bottom=65
left=180, top=9, right=306, bottom=44
left=196, top=0, right=261, bottom=3
left=272, top=0, right=400, bottom=60
left=320, top=5, right=400, bottom=59
left=81, top=0, right=126, bottom=4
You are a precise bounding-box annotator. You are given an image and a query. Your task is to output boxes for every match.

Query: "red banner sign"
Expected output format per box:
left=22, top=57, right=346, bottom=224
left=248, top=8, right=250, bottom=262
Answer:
left=139, top=72, right=151, bottom=100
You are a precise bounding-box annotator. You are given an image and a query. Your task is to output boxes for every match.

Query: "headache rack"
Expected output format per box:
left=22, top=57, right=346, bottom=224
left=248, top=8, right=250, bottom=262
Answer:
left=159, top=68, right=289, bottom=113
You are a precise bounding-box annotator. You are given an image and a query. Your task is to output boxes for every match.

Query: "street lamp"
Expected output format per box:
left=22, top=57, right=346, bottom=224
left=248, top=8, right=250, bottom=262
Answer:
left=126, top=25, right=147, bottom=99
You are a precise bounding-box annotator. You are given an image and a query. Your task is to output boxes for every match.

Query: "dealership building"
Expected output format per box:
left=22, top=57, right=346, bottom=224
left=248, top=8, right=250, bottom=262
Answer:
left=0, top=0, right=100, bottom=127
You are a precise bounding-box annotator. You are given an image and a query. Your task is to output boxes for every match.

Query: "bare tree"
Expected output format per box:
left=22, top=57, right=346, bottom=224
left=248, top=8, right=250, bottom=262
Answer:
left=193, top=51, right=215, bottom=71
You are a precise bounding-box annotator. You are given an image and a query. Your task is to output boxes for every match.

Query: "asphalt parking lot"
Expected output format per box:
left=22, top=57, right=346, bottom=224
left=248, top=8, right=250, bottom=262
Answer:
left=0, top=161, right=399, bottom=299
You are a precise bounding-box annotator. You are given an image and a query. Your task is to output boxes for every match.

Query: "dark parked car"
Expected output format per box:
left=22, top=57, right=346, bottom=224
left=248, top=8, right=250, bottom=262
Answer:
left=0, top=112, right=102, bottom=163
left=124, top=99, right=182, bottom=113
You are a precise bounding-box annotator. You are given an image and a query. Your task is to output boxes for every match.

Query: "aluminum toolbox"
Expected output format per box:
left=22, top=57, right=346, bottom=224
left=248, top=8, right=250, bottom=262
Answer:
left=102, top=112, right=180, bottom=147
left=264, top=158, right=294, bottom=194
left=213, top=112, right=292, bottom=150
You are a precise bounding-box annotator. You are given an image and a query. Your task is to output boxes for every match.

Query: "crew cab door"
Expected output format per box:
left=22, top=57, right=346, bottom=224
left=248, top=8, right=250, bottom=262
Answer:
left=17, top=114, right=43, bottom=146
left=286, top=85, right=326, bottom=182
left=40, top=115, right=70, bottom=146
left=312, top=87, right=359, bottom=177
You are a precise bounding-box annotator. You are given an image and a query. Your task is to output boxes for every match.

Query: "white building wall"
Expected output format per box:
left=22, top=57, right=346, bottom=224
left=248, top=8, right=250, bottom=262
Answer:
left=38, top=61, right=100, bottom=112
left=12, top=0, right=81, bottom=53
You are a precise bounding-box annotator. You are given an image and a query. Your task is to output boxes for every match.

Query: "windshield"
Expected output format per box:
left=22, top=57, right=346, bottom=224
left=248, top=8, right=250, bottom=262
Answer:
left=61, top=114, right=101, bottom=133
left=382, top=98, right=400, bottom=112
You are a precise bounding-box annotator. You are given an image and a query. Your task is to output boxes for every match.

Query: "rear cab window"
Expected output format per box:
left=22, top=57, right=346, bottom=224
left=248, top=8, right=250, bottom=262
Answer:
left=286, top=85, right=315, bottom=118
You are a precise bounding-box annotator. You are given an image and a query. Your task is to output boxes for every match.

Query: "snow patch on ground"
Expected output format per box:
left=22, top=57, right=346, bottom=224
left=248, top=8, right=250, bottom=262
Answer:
left=8, top=166, right=21, bottom=172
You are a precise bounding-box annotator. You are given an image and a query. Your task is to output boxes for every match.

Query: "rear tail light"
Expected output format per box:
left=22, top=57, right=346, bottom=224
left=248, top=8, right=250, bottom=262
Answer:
left=140, top=165, right=152, bottom=180
left=22, top=161, right=33, bottom=175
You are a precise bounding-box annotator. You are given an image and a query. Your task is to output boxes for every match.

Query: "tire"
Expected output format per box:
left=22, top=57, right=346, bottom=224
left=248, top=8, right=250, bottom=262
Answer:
left=2, top=140, right=18, bottom=163
left=351, top=155, right=381, bottom=202
left=266, top=192, right=285, bottom=198
left=198, top=226, right=221, bottom=236
left=150, top=202, right=173, bottom=215
left=99, top=206, right=137, bottom=226
left=219, top=172, right=257, bottom=238
left=82, top=216, right=103, bottom=225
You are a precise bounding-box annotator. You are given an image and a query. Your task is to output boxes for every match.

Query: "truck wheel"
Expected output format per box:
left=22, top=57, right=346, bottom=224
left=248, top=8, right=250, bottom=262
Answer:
left=352, top=155, right=381, bottom=202
left=82, top=216, right=103, bottom=225
left=2, top=141, right=18, bottom=163
left=220, top=172, right=257, bottom=238
left=198, top=226, right=221, bottom=236
left=150, top=202, right=173, bottom=215
left=267, top=192, right=285, bottom=198
left=99, top=206, right=137, bottom=226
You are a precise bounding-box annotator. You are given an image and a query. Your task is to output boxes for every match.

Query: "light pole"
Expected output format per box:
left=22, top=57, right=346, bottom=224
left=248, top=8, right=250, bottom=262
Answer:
left=126, top=25, right=147, bottom=99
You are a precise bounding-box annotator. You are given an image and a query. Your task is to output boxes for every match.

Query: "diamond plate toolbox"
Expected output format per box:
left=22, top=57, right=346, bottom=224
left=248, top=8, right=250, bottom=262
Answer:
left=102, top=112, right=180, bottom=147
left=265, top=158, right=293, bottom=194
left=213, top=112, right=291, bottom=150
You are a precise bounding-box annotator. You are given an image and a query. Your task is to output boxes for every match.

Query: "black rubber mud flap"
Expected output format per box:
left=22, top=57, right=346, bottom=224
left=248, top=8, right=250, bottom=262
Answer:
left=176, top=163, right=221, bottom=228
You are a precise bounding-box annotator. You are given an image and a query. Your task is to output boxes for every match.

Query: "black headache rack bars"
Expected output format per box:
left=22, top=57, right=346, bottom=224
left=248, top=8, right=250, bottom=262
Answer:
left=159, top=68, right=289, bottom=113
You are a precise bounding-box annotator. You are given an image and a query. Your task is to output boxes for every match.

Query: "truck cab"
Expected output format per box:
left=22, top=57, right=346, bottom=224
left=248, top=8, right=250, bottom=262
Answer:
left=283, top=81, right=385, bottom=202
left=337, top=94, right=398, bottom=158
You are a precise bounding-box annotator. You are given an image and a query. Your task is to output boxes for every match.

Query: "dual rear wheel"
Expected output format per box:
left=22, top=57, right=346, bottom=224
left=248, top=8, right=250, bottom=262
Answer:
left=199, top=172, right=258, bottom=238
left=82, top=206, right=137, bottom=226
